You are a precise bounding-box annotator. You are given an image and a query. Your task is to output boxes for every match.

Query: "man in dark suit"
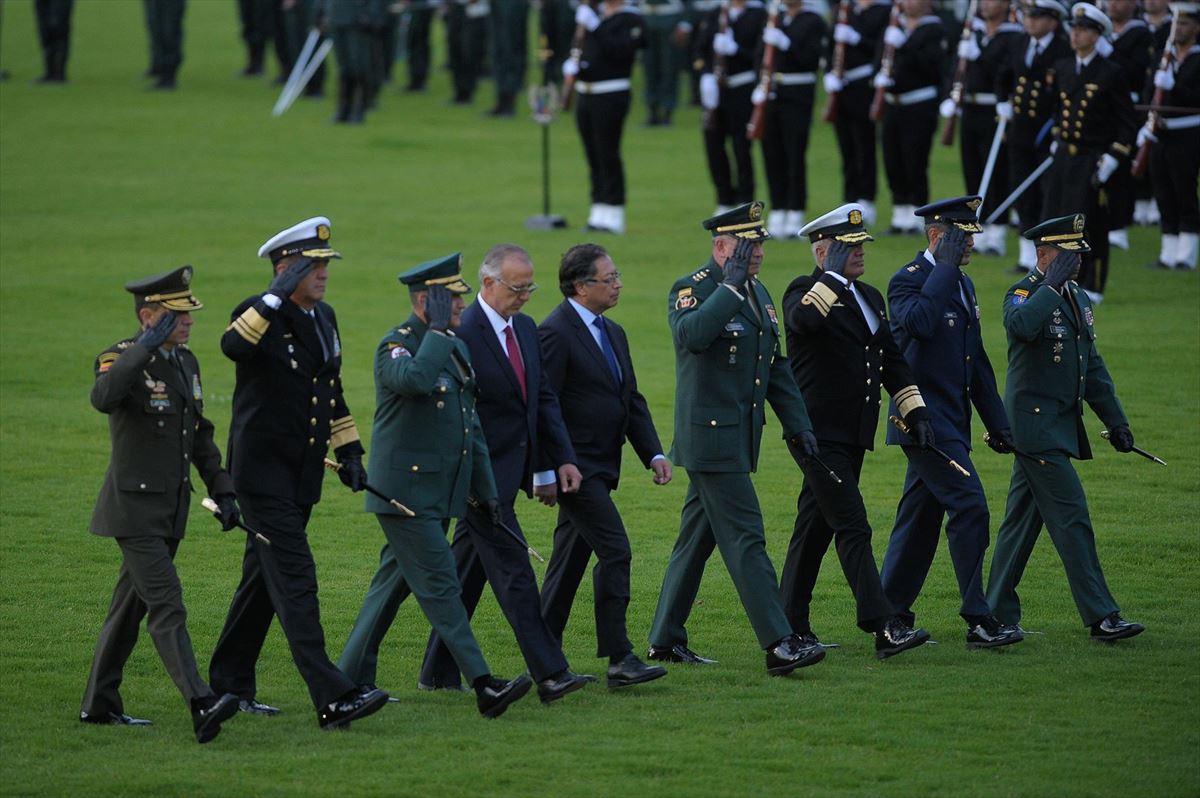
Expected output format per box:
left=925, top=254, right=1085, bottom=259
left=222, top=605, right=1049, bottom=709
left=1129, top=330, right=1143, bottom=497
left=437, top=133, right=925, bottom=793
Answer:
left=537, top=244, right=671, bottom=689
left=209, top=217, right=390, bottom=730
left=779, top=205, right=932, bottom=660
left=415, top=243, right=594, bottom=703
left=81, top=266, right=241, bottom=743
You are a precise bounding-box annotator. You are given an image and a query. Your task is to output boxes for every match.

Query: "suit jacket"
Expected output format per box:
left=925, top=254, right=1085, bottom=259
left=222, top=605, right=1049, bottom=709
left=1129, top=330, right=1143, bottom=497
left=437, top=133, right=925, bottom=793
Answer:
left=90, top=339, right=233, bottom=538
left=1002, top=271, right=1126, bottom=459
left=782, top=269, right=926, bottom=451
left=457, top=298, right=576, bottom=502
left=366, top=314, right=497, bottom=518
left=538, top=300, right=663, bottom=488
left=222, top=294, right=363, bottom=505
left=667, top=259, right=812, bottom=473
left=886, top=252, right=1009, bottom=448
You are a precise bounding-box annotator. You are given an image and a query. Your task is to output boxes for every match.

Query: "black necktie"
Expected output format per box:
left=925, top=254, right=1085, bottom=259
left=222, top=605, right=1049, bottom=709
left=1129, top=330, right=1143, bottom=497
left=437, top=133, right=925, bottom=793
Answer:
left=310, top=309, right=330, bottom=359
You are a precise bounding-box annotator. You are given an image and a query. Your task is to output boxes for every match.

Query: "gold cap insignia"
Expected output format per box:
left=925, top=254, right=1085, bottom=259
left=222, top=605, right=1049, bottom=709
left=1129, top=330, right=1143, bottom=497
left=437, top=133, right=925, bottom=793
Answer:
left=1073, top=215, right=1085, bottom=233
left=749, top=203, right=763, bottom=221
left=848, top=209, right=863, bottom=225
left=967, top=198, right=982, bottom=211
left=182, top=267, right=192, bottom=285
left=317, top=224, right=331, bottom=240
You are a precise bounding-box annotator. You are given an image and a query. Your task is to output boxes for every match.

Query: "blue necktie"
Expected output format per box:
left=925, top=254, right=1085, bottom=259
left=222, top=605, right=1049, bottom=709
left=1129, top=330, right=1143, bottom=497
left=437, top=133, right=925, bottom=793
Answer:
left=593, top=316, right=622, bottom=386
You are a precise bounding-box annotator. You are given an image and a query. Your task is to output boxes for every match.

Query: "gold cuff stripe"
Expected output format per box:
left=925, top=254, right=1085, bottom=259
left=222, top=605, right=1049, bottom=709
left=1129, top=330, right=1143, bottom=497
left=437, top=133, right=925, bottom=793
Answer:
left=895, top=386, right=926, bottom=417
left=1112, top=143, right=1131, bottom=156
left=228, top=308, right=269, bottom=344
left=228, top=317, right=263, bottom=344
left=330, top=418, right=361, bottom=449
left=801, top=281, right=840, bottom=316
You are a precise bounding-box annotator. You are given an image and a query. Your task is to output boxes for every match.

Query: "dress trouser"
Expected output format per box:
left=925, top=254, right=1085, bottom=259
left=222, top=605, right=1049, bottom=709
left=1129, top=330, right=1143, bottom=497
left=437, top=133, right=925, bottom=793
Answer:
left=986, top=454, right=1120, bottom=627
left=880, top=442, right=993, bottom=624
left=35, top=0, right=74, bottom=79
left=833, top=81, right=877, bottom=203
left=209, top=493, right=355, bottom=710
left=82, top=536, right=214, bottom=715
left=960, top=103, right=1009, bottom=219
left=648, top=471, right=793, bottom=650
left=337, top=515, right=489, bottom=686
left=642, top=15, right=683, bottom=112
left=1151, top=127, right=1200, bottom=236
left=778, top=441, right=894, bottom=635
left=405, top=7, right=434, bottom=88
left=703, top=83, right=756, bottom=206
left=418, top=502, right=569, bottom=687
left=882, top=97, right=938, bottom=207
left=540, top=476, right=634, bottom=659
left=447, top=3, right=487, bottom=98
left=577, top=90, right=632, bottom=205
left=761, top=88, right=815, bottom=212
left=143, top=0, right=186, bottom=79
left=490, top=0, right=530, bottom=98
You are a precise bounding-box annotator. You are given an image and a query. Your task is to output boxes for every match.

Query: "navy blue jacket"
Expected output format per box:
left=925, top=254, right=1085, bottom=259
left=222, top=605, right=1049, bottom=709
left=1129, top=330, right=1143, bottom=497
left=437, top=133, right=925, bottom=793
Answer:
left=885, top=252, right=1009, bottom=448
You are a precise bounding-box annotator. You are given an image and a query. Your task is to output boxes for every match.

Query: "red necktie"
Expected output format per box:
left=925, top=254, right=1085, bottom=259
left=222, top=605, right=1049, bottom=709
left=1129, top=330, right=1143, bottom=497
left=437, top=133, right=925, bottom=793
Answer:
left=504, top=325, right=527, bottom=401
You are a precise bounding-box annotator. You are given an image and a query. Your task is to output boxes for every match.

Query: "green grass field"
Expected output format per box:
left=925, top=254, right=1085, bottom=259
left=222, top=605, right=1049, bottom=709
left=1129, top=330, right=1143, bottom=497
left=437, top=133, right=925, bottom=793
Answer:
left=1, top=2, right=1198, bottom=796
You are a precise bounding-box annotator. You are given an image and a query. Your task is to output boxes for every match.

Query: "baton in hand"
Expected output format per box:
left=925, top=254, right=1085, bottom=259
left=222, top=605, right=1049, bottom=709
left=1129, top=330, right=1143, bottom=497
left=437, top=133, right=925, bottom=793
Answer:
left=465, top=496, right=545, bottom=563
left=889, top=415, right=971, bottom=477
left=201, top=497, right=272, bottom=545
left=983, top=432, right=1046, bottom=465
left=806, top=453, right=843, bottom=484
left=1100, top=431, right=1167, bottom=466
left=323, top=458, right=417, bottom=516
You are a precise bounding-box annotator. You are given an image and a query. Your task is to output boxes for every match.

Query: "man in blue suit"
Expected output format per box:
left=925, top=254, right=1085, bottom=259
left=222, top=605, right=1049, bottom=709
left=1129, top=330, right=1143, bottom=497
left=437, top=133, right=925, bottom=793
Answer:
left=537, top=244, right=672, bottom=689
left=880, top=197, right=1024, bottom=650
left=415, top=244, right=595, bottom=702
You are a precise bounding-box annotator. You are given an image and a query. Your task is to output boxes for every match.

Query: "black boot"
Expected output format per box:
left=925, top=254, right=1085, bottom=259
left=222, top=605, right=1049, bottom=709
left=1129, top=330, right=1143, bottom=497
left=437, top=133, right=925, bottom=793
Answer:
left=333, top=77, right=353, bottom=123
left=348, top=80, right=366, bottom=124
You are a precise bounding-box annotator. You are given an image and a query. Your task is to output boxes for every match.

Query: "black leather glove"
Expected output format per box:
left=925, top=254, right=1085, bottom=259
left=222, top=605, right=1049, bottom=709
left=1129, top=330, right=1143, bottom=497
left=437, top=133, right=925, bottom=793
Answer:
left=788, top=429, right=820, bottom=458
left=934, top=226, right=969, bottom=269
left=912, top=419, right=936, bottom=450
left=721, top=237, right=754, bottom=292
left=215, top=494, right=241, bottom=532
left=822, top=240, right=852, bottom=278
left=986, top=429, right=1015, bottom=454
left=267, top=256, right=316, bottom=301
left=135, top=311, right=177, bottom=351
left=1042, top=250, right=1078, bottom=291
left=484, top=498, right=504, bottom=526
left=425, top=285, right=453, bottom=332
left=1108, top=425, right=1134, bottom=453
left=337, top=453, right=367, bottom=491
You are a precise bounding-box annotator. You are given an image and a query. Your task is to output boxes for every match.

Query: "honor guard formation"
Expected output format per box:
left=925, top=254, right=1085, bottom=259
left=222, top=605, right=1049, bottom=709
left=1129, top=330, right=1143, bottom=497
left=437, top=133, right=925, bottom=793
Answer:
left=84, top=195, right=1155, bottom=742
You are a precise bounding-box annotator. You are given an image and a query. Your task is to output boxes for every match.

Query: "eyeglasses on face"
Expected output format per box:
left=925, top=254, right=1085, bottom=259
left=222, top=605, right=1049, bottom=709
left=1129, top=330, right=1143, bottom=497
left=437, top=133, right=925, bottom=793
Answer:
left=496, top=276, right=538, bottom=295
left=584, top=271, right=622, bottom=286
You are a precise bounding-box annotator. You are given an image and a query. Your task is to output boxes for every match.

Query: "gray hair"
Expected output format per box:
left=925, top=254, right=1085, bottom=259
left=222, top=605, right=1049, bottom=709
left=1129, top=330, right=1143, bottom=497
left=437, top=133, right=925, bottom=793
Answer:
left=480, top=243, right=531, bottom=282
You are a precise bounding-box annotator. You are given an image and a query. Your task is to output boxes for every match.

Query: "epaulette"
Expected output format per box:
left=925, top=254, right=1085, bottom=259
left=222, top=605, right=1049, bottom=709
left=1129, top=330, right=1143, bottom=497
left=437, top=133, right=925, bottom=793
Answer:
left=1027, top=271, right=1040, bottom=284
left=692, top=268, right=711, bottom=282
left=116, top=340, right=132, bottom=350
left=906, top=262, right=922, bottom=273
left=397, top=326, right=413, bottom=335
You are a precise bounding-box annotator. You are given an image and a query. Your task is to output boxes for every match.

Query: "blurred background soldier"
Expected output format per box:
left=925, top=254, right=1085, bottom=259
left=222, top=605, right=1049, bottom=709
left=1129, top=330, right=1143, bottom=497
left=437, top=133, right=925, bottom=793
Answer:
left=280, top=0, right=328, bottom=98
left=34, top=0, right=74, bottom=84
left=642, top=0, right=689, bottom=125
left=449, top=0, right=490, bottom=103
left=400, top=0, right=435, bottom=92
left=319, top=0, right=387, bottom=123
left=758, top=0, right=827, bottom=239
left=143, top=0, right=186, bottom=90
left=1145, top=0, right=1173, bottom=50
left=538, top=0, right=575, bottom=86
left=236, top=0, right=284, bottom=80
left=487, top=0, right=531, bottom=115
left=874, top=0, right=948, bottom=235
left=995, top=0, right=1070, bottom=274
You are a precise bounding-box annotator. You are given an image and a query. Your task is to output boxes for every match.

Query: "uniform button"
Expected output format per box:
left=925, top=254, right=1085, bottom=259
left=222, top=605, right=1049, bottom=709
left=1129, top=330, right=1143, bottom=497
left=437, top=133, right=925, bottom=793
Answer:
left=410, top=465, right=420, bottom=472
left=325, top=439, right=330, bottom=446
left=464, top=428, right=469, bottom=434
left=752, top=402, right=757, bottom=408
left=310, top=418, right=317, bottom=426
left=730, top=345, right=738, bottom=353
left=966, top=356, right=971, bottom=362
left=710, top=420, right=717, bottom=426
left=758, top=355, right=762, bottom=361
left=308, top=437, right=315, bottom=445
left=330, top=399, right=336, bottom=407
left=1034, top=407, right=1040, bottom=414
left=183, top=476, right=189, bottom=483
left=732, top=331, right=738, bottom=337
left=877, top=399, right=882, bottom=405
left=462, top=449, right=468, bottom=455
left=311, top=397, right=318, bottom=405
left=864, top=346, right=869, bottom=351
left=182, top=430, right=187, bottom=437
left=866, top=379, right=871, bottom=385
left=157, top=420, right=165, bottom=428
left=157, top=406, right=164, bottom=412
left=754, top=378, right=760, bottom=386
left=329, top=379, right=335, bottom=387
left=139, top=483, right=147, bottom=490
left=312, top=378, right=318, bottom=384
left=183, top=453, right=189, bottom=460
left=436, top=401, right=445, bottom=409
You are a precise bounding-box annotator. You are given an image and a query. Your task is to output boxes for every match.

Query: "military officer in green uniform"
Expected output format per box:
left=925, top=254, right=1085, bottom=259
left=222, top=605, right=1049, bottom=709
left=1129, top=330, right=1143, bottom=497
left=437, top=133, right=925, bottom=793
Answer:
left=337, top=254, right=534, bottom=719
left=143, top=0, right=187, bottom=89
left=985, top=214, right=1145, bottom=642
left=81, top=266, right=241, bottom=743
left=317, top=0, right=386, bottom=122
left=641, top=0, right=689, bottom=125
left=646, top=202, right=826, bottom=677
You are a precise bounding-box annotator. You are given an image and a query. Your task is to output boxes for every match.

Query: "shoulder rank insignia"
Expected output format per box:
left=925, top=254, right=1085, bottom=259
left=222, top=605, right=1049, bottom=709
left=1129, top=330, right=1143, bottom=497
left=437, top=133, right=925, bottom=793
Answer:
left=692, top=269, right=710, bottom=282
left=397, top=326, right=412, bottom=335
left=906, top=263, right=921, bottom=272
left=1084, top=307, right=1094, bottom=326
left=116, top=341, right=131, bottom=350
left=675, top=286, right=698, bottom=311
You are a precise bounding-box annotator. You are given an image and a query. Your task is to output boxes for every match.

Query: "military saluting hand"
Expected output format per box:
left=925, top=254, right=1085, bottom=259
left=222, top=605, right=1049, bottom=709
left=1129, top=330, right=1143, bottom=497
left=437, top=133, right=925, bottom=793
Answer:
left=425, top=285, right=453, bottom=333
left=1042, top=250, right=1079, bottom=291
left=822, top=241, right=852, bottom=278
left=135, top=310, right=178, bottom=351
left=932, top=227, right=969, bottom=269
left=267, top=256, right=316, bottom=301
left=721, top=238, right=755, bottom=292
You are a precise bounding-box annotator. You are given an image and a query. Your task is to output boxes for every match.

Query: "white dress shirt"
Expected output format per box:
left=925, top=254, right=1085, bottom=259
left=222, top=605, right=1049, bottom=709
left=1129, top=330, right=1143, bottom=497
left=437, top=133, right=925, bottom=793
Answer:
left=823, top=271, right=880, bottom=335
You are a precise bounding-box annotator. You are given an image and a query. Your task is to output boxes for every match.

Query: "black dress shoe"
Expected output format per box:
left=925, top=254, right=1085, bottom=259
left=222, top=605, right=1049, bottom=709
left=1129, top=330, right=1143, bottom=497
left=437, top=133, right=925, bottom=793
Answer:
left=607, top=653, right=668, bottom=689
left=318, top=686, right=390, bottom=730
left=193, top=693, right=239, bottom=744
left=875, top=618, right=931, bottom=660
left=476, top=675, right=532, bottom=719
left=1090, top=612, right=1145, bottom=642
left=647, top=644, right=718, bottom=665
left=238, top=698, right=280, bottom=716
left=766, top=635, right=826, bottom=676
left=80, top=710, right=152, bottom=726
left=967, top=615, right=1025, bottom=650
left=536, top=670, right=592, bottom=704
left=797, top=630, right=841, bottom=649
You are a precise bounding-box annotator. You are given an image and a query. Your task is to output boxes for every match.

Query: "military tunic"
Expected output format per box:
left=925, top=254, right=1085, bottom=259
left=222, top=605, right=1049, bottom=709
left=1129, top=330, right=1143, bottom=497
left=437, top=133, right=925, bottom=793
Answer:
left=831, top=0, right=891, bottom=205
left=648, top=259, right=814, bottom=650
left=986, top=270, right=1129, bottom=627
left=957, top=19, right=1022, bottom=219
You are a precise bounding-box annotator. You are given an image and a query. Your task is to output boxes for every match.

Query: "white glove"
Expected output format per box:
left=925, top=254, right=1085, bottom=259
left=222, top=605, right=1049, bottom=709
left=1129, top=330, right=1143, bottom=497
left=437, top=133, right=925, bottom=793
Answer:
left=1095, top=36, right=1113, bottom=57
left=1154, top=67, right=1175, bottom=91
left=996, top=100, right=1013, bottom=121
left=1050, top=139, right=1059, bottom=155
left=751, top=85, right=768, bottom=105
left=700, top=73, right=720, bottom=109
left=575, top=4, right=601, bottom=31
left=957, top=37, right=981, bottom=61
left=562, top=58, right=579, bottom=77
left=823, top=72, right=844, bottom=93
left=834, top=22, right=861, bottom=45
left=1136, top=124, right=1158, bottom=147
left=884, top=26, right=907, bottom=49
left=873, top=71, right=893, bottom=89
left=939, top=97, right=957, bottom=118
left=713, top=30, right=738, bottom=55
left=763, top=26, right=791, bottom=51
left=1096, top=152, right=1119, bottom=184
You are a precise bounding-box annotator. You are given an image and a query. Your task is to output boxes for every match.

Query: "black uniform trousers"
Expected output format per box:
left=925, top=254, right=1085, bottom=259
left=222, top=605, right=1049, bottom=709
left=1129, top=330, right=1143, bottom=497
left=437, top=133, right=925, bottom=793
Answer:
left=35, top=0, right=74, bottom=80
left=1151, top=127, right=1200, bottom=235
left=82, top=536, right=213, bottom=715
left=143, top=0, right=186, bottom=80
left=704, top=83, right=756, bottom=206
left=882, top=98, right=938, bottom=207
left=778, top=441, right=894, bottom=635
left=447, top=3, right=488, bottom=100
left=405, top=7, right=434, bottom=89
left=1043, top=151, right=1112, bottom=294
left=960, top=103, right=1009, bottom=219
left=761, top=89, right=815, bottom=212
left=833, top=82, right=878, bottom=202
left=209, top=493, right=356, bottom=710
left=879, top=442, right=993, bottom=624
left=1008, top=134, right=1053, bottom=235
left=539, top=476, right=634, bottom=659
left=577, top=90, right=632, bottom=205
left=418, top=501, right=569, bottom=687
